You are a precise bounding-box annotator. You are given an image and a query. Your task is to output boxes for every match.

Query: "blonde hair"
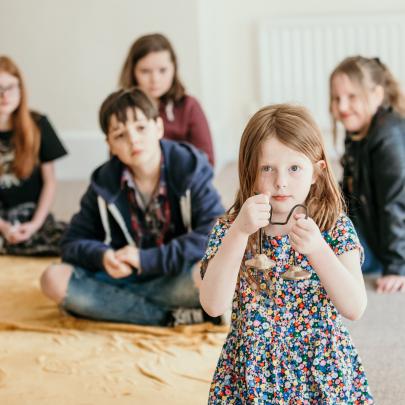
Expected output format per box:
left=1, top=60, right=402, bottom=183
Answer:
left=228, top=104, right=344, bottom=250
left=0, top=56, right=40, bottom=178
left=329, top=55, right=405, bottom=142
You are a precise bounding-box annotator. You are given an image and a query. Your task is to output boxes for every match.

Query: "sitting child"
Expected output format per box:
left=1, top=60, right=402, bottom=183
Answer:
left=0, top=56, right=67, bottom=256
left=40, top=87, right=224, bottom=325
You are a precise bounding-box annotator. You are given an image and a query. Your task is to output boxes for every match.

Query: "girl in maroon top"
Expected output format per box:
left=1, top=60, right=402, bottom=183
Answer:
left=119, top=33, right=215, bottom=166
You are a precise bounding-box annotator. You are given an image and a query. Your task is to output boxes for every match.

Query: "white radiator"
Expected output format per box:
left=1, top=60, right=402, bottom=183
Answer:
left=258, top=14, right=405, bottom=130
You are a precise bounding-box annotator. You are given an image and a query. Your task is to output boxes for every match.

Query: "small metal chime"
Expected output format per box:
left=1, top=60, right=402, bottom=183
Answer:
left=275, top=204, right=311, bottom=281
left=244, top=225, right=275, bottom=289
left=244, top=203, right=311, bottom=285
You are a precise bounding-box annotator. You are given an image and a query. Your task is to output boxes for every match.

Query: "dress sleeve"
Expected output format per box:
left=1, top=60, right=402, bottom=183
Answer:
left=325, top=214, right=364, bottom=265
left=200, top=218, right=232, bottom=279
left=37, top=115, right=68, bottom=162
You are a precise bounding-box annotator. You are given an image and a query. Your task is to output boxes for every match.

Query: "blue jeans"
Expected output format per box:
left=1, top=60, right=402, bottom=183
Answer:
left=358, top=231, right=383, bottom=274
left=62, top=266, right=200, bottom=326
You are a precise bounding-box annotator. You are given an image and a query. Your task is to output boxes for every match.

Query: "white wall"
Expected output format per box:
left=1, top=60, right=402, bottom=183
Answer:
left=1, top=0, right=405, bottom=179
left=198, top=0, right=405, bottom=171
left=0, top=0, right=201, bottom=179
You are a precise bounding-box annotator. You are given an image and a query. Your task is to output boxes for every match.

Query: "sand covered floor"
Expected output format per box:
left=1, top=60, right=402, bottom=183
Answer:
left=0, top=257, right=227, bottom=405
left=2, top=256, right=405, bottom=404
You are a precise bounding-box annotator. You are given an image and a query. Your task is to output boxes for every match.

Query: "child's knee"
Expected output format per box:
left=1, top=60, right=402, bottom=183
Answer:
left=40, top=264, right=73, bottom=303
left=191, top=262, right=202, bottom=289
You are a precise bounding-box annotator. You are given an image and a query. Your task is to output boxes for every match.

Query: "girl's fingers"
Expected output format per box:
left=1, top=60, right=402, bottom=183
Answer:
left=9, top=232, right=27, bottom=244
left=390, top=279, right=404, bottom=293
left=295, top=218, right=312, bottom=231
left=256, top=204, right=271, bottom=214
left=257, top=205, right=271, bottom=212
left=254, top=193, right=270, bottom=204
left=375, top=278, right=384, bottom=293
left=388, top=279, right=401, bottom=293
left=384, top=282, right=397, bottom=293
left=289, top=233, right=303, bottom=245
left=291, top=225, right=307, bottom=238
left=294, top=213, right=306, bottom=220
left=376, top=277, right=395, bottom=293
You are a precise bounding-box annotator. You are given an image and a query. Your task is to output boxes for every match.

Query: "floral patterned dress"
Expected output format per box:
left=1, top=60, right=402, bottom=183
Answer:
left=201, top=214, right=373, bottom=404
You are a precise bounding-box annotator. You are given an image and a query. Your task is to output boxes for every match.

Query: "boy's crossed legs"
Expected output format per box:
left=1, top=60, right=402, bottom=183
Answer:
left=41, top=264, right=204, bottom=326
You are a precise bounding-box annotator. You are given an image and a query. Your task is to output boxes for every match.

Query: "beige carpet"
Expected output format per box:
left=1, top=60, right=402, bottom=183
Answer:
left=0, top=256, right=404, bottom=404
left=0, top=257, right=227, bottom=405
left=344, top=277, right=405, bottom=404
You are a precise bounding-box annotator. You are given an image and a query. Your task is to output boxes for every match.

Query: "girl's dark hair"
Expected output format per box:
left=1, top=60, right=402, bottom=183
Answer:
left=119, top=33, right=185, bottom=103
left=99, top=87, right=159, bottom=135
left=0, top=56, right=40, bottom=178
left=329, top=55, right=405, bottom=141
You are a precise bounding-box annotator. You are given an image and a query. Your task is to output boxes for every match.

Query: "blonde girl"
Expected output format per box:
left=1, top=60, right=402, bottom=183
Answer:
left=330, top=56, right=405, bottom=293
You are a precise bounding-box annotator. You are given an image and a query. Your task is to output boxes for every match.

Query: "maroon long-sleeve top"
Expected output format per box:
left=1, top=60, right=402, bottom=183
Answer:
left=159, top=95, right=215, bottom=166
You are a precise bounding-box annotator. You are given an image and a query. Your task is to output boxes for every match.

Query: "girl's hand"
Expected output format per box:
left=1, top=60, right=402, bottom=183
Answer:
left=289, top=213, right=325, bottom=255
left=7, top=221, right=41, bottom=244
left=115, top=245, right=141, bottom=273
left=233, top=193, right=271, bottom=236
left=376, top=275, right=405, bottom=293
left=103, top=249, right=132, bottom=279
left=0, top=221, right=15, bottom=241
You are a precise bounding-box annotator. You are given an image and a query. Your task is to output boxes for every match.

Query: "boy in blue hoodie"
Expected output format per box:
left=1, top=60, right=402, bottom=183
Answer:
left=40, top=88, right=224, bottom=326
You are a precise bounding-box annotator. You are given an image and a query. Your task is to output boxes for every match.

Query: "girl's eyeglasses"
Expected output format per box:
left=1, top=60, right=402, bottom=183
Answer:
left=0, top=83, right=20, bottom=98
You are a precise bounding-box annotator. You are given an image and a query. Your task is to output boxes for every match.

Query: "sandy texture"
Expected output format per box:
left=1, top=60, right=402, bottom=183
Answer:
left=1, top=256, right=405, bottom=404
left=0, top=257, right=227, bottom=405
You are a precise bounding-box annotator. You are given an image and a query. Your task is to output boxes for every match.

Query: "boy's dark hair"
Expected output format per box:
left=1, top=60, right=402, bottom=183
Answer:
left=99, top=87, right=159, bottom=135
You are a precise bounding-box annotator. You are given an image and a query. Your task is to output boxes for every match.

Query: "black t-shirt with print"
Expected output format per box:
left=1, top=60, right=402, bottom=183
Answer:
left=0, top=113, right=67, bottom=209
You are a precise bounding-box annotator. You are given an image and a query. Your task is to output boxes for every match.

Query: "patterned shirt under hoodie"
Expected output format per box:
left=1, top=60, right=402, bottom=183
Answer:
left=121, top=157, right=173, bottom=249
left=200, top=213, right=373, bottom=404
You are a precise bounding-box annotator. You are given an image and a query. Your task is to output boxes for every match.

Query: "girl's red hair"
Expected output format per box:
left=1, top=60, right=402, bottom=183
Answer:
left=0, top=56, right=40, bottom=178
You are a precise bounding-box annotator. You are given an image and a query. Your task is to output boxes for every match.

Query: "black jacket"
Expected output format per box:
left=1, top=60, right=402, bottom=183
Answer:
left=342, top=107, right=405, bottom=276
left=61, top=140, right=224, bottom=281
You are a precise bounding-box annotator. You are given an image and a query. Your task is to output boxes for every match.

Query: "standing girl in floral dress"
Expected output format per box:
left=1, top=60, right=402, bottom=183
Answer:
left=200, top=104, right=373, bottom=404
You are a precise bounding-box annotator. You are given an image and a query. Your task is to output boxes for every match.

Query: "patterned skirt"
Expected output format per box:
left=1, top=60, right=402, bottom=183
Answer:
left=0, top=202, right=67, bottom=256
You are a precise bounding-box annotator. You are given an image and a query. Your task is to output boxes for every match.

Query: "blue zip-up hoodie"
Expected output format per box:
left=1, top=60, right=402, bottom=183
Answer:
left=61, top=140, right=224, bottom=280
